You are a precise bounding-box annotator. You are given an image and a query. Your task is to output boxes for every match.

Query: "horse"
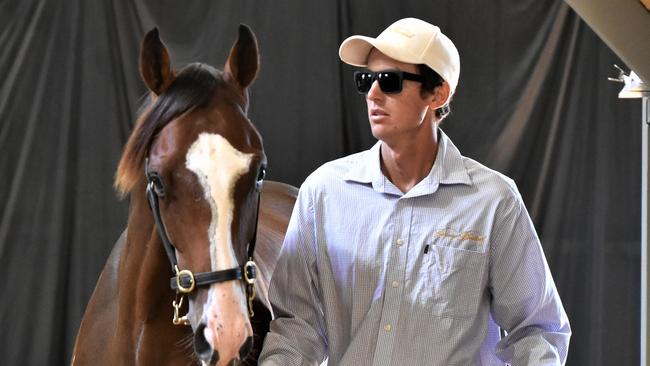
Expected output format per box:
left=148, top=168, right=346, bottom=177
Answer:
left=71, top=24, right=297, bottom=366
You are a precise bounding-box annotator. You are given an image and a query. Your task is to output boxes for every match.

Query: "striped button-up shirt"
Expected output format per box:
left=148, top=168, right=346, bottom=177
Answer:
left=260, top=129, right=571, bottom=366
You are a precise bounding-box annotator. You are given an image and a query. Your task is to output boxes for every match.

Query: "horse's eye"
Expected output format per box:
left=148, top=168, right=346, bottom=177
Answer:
left=256, top=166, right=266, bottom=182
left=148, top=173, right=166, bottom=197
left=255, top=166, right=266, bottom=191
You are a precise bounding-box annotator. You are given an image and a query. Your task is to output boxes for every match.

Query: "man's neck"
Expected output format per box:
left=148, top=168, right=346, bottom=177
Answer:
left=380, top=126, right=439, bottom=193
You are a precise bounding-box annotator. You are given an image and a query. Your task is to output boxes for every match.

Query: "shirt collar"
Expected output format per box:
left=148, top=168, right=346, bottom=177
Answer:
left=344, top=128, right=472, bottom=196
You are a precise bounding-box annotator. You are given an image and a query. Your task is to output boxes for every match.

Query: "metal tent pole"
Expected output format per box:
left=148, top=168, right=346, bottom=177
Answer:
left=609, top=67, right=649, bottom=365
left=642, top=95, right=650, bottom=366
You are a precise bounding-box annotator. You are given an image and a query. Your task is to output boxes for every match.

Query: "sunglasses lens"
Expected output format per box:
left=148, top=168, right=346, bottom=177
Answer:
left=354, top=71, right=406, bottom=94
left=377, top=72, right=402, bottom=93
left=354, top=72, right=373, bottom=94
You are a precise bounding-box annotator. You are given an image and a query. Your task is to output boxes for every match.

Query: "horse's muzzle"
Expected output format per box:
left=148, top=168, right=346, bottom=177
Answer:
left=194, top=323, right=219, bottom=364
left=193, top=322, right=253, bottom=366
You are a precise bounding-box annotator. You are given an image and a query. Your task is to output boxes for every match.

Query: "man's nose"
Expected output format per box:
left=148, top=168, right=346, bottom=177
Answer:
left=367, top=80, right=383, bottom=100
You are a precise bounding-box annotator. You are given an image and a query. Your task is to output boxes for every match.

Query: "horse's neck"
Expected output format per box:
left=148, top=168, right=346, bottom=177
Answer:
left=118, top=191, right=173, bottom=330
left=251, top=182, right=298, bottom=318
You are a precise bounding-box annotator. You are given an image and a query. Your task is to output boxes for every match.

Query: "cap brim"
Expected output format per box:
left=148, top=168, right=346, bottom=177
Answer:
left=338, top=36, right=378, bottom=67
left=339, top=35, right=425, bottom=69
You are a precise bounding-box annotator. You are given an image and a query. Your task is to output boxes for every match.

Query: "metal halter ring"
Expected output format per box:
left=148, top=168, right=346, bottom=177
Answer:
left=175, top=265, right=196, bottom=293
left=244, top=261, right=257, bottom=285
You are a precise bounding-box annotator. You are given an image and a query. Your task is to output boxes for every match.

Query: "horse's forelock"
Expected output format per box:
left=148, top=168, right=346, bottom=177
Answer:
left=114, top=63, right=220, bottom=197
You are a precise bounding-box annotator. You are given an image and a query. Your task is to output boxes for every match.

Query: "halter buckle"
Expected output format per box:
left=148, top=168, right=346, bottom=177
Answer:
left=175, top=265, right=196, bottom=293
left=244, top=260, right=257, bottom=285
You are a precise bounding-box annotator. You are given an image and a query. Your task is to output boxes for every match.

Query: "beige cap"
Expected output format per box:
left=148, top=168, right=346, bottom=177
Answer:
left=339, top=18, right=460, bottom=103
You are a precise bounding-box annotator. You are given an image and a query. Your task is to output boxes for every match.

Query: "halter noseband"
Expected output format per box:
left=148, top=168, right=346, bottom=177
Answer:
left=144, top=159, right=261, bottom=325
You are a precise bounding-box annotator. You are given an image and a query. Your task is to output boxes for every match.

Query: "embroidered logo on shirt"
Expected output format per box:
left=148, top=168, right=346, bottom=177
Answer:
left=434, top=228, right=485, bottom=244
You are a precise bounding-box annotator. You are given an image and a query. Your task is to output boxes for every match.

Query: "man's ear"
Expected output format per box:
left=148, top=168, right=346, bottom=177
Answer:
left=428, top=82, right=451, bottom=111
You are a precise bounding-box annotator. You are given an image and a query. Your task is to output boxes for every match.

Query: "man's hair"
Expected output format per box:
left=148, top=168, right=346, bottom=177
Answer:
left=417, top=64, right=450, bottom=120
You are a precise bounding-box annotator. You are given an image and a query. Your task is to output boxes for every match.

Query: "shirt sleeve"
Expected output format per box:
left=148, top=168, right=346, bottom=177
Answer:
left=259, top=183, right=328, bottom=366
left=488, top=190, right=571, bottom=365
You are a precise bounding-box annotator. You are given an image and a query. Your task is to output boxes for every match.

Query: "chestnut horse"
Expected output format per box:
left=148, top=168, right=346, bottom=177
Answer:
left=71, top=25, right=297, bottom=366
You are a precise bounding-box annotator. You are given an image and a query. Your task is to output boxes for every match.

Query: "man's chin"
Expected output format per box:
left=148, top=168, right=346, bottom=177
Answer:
left=369, top=125, right=393, bottom=142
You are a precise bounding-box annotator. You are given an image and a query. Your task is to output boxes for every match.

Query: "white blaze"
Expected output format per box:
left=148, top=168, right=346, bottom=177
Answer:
left=186, top=132, right=254, bottom=364
left=185, top=133, right=253, bottom=271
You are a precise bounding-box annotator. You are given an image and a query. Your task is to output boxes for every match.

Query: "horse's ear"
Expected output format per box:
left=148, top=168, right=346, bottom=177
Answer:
left=139, top=28, right=175, bottom=95
left=225, top=24, right=259, bottom=89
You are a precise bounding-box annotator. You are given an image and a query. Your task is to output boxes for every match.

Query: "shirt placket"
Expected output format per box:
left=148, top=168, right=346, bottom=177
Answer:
left=372, top=198, right=412, bottom=366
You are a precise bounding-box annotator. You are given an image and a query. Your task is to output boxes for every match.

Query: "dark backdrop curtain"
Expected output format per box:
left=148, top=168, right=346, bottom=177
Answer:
left=0, top=0, right=641, bottom=365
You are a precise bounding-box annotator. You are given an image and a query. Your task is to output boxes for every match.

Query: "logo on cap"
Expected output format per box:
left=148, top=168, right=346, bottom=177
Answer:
left=392, top=26, right=415, bottom=38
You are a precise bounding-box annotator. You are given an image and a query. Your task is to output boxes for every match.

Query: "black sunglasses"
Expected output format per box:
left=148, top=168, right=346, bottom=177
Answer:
left=354, top=70, right=424, bottom=94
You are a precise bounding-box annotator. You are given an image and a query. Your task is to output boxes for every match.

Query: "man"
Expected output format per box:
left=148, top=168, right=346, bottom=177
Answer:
left=259, top=18, right=571, bottom=365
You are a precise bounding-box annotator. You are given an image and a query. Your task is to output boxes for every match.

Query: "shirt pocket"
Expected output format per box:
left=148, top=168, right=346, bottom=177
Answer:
left=417, top=237, right=487, bottom=318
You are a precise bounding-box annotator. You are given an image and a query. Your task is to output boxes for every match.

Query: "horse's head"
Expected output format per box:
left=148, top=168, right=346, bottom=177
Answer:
left=115, top=25, right=265, bottom=366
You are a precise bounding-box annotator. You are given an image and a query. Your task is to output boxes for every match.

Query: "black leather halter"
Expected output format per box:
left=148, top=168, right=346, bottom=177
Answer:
left=144, top=159, right=260, bottom=324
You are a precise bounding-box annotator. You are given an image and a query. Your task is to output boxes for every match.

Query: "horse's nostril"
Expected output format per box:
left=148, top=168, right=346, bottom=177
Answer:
left=239, top=336, right=253, bottom=359
left=194, top=323, right=219, bottom=364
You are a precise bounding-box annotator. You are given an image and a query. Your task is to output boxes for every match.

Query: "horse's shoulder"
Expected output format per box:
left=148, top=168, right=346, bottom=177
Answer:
left=71, top=229, right=126, bottom=364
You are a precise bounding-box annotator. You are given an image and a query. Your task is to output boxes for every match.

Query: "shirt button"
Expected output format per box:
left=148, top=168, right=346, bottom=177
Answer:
left=384, top=324, right=392, bottom=332
left=396, top=238, right=404, bottom=245
left=391, top=281, right=400, bottom=288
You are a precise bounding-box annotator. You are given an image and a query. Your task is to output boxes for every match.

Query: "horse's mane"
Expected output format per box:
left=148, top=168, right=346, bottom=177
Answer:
left=115, top=63, right=219, bottom=197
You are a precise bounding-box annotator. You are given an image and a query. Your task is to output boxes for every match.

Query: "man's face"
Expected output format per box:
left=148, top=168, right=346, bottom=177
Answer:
left=364, top=49, right=435, bottom=143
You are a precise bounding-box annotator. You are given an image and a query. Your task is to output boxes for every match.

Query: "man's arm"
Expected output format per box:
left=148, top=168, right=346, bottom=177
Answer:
left=259, top=185, right=327, bottom=366
left=489, top=190, right=571, bottom=365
